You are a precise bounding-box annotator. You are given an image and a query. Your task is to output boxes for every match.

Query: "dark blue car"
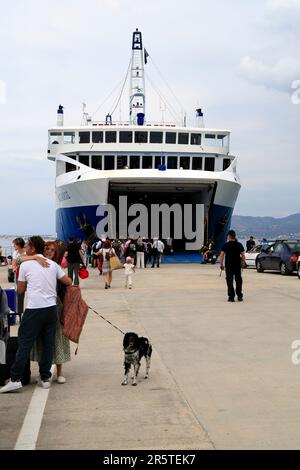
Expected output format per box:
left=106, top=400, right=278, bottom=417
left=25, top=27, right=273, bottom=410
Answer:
left=256, top=241, right=300, bottom=275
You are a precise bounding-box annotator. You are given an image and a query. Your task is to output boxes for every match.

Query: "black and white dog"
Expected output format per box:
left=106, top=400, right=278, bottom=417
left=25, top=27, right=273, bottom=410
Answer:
left=122, top=332, right=152, bottom=386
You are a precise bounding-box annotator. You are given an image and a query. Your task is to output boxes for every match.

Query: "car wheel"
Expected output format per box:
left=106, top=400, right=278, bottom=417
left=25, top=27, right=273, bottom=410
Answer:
left=280, top=262, right=290, bottom=275
left=256, top=261, right=264, bottom=273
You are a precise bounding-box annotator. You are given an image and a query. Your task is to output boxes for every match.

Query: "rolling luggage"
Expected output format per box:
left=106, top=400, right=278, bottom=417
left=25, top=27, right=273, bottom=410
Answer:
left=0, top=289, right=31, bottom=386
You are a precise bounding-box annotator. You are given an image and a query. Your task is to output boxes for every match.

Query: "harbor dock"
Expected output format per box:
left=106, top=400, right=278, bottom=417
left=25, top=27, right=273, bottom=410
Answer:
left=1, top=264, right=300, bottom=450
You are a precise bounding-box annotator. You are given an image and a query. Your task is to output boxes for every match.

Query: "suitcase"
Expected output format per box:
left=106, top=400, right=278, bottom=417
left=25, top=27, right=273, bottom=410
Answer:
left=0, top=336, right=31, bottom=386
left=4, top=289, right=16, bottom=325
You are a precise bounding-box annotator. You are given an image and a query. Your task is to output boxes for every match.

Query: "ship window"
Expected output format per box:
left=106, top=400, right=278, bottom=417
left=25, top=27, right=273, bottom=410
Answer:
left=117, top=155, right=128, bottom=169
left=66, top=162, right=77, bottom=173
left=167, top=156, right=177, bottom=169
left=223, top=158, right=231, bottom=170
left=179, top=156, right=190, bottom=169
left=92, top=131, right=103, bottom=143
left=134, top=132, right=148, bottom=143
left=205, top=134, right=215, bottom=139
left=119, top=131, right=133, bottom=143
left=165, top=132, right=176, bottom=144
left=79, top=132, right=90, bottom=143
left=178, top=133, right=189, bottom=145
left=205, top=157, right=215, bottom=171
left=192, top=157, right=202, bottom=170
left=150, top=132, right=163, bottom=143
left=191, top=133, right=201, bottom=145
left=63, top=132, right=75, bottom=144
left=105, top=131, right=117, bottom=143
left=50, top=132, right=62, bottom=145
left=129, top=155, right=140, bottom=169
left=217, top=134, right=229, bottom=147
left=154, top=156, right=162, bottom=169
left=91, top=155, right=102, bottom=170
left=104, top=155, right=115, bottom=170
left=142, top=155, right=152, bottom=169
left=78, top=155, right=89, bottom=166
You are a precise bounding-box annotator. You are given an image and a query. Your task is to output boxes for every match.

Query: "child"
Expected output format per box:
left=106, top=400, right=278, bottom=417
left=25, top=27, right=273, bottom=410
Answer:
left=123, top=256, right=135, bottom=289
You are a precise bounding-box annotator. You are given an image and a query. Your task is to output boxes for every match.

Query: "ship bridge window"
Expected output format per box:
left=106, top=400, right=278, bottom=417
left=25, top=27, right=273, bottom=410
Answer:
left=63, top=132, right=75, bottom=144
left=65, top=155, right=77, bottom=173
left=166, top=132, right=176, bottom=144
left=204, top=134, right=216, bottom=146
left=223, top=158, right=231, bottom=170
left=192, top=156, right=203, bottom=170
left=150, top=132, right=163, bottom=144
left=217, top=134, right=229, bottom=147
left=191, top=133, right=201, bottom=145
left=92, top=131, right=103, bottom=143
left=178, top=133, right=189, bottom=145
left=104, top=155, right=115, bottom=170
left=105, top=131, right=117, bottom=143
left=117, top=155, right=128, bottom=169
left=142, top=155, right=152, bottom=169
left=204, top=157, right=215, bottom=171
left=135, top=131, right=148, bottom=144
left=179, top=156, right=190, bottom=169
left=50, top=132, right=62, bottom=145
left=79, top=132, right=90, bottom=144
left=155, top=156, right=164, bottom=168
left=130, top=155, right=140, bottom=169
left=92, top=155, right=102, bottom=170
left=167, top=156, right=178, bottom=169
left=120, top=131, right=133, bottom=143
left=78, top=155, right=89, bottom=166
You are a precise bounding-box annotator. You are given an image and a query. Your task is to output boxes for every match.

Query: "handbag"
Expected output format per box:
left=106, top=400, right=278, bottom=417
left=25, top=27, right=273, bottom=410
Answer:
left=79, top=266, right=89, bottom=279
left=109, top=255, right=123, bottom=271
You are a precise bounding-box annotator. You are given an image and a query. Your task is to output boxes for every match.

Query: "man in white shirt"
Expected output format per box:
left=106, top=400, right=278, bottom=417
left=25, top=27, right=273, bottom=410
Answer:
left=0, top=236, right=72, bottom=393
left=151, top=238, right=165, bottom=268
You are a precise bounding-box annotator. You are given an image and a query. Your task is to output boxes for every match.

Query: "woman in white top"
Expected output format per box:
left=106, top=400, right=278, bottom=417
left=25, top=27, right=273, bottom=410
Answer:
left=96, top=240, right=116, bottom=289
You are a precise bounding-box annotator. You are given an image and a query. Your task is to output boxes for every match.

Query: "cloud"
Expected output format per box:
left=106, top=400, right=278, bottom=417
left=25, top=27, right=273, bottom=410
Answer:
left=238, top=56, right=300, bottom=93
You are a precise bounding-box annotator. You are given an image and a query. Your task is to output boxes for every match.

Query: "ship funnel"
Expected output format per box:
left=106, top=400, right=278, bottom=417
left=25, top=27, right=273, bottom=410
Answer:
left=196, top=108, right=204, bottom=128
left=57, top=104, right=64, bottom=127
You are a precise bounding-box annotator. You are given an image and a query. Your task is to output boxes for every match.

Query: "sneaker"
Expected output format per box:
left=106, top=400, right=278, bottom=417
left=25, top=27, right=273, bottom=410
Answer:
left=228, top=297, right=235, bottom=302
left=0, top=380, right=22, bottom=393
left=57, top=376, right=66, bottom=384
left=238, top=296, right=243, bottom=302
left=37, top=378, right=51, bottom=389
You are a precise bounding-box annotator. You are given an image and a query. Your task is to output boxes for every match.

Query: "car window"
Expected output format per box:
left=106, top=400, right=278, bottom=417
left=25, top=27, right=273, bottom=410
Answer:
left=274, top=244, right=284, bottom=253
left=287, top=243, right=300, bottom=252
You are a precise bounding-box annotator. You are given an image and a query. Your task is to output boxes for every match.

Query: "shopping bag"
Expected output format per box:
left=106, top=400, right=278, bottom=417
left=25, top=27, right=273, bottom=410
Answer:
left=79, top=266, right=89, bottom=279
left=109, top=255, right=123, bottom=271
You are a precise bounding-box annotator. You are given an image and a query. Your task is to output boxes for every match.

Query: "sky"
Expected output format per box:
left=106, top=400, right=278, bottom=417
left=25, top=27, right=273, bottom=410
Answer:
left=0, top=0, right=300, bottom=234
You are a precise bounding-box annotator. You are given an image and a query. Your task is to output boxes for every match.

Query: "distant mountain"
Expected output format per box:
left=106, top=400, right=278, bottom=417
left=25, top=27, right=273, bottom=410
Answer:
left=232, top=213, right=300, bottom=239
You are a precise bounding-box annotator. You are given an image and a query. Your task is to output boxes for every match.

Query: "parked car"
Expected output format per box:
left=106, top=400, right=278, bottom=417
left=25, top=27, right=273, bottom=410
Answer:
left=245, top=244, right=265, bottom=267
left=256, top=241, right=300, bottom=275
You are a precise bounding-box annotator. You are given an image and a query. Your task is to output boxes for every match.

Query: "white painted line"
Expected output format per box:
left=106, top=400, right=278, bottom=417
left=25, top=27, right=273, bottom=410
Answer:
left=14, top=365, right=55, bottom=450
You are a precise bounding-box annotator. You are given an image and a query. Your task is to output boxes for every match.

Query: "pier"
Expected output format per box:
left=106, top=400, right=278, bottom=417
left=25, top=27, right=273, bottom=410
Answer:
left=1, top=265, right=300, bottom=450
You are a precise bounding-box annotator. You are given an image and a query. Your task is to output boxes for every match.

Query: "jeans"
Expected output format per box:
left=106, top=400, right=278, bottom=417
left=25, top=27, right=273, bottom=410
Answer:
left=68, top=262, right=80, bottom=285
left=11, top=305, right=57, bottom=381
left=226, top=268, right=243, bottom=299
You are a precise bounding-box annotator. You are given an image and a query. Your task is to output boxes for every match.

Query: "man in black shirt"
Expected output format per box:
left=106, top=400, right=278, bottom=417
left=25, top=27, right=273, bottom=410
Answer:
left=246, top=236, right=255, bottom=252
left=219, top=230, right=245, bottom=302
left=66, top=237, right=84, bottom=285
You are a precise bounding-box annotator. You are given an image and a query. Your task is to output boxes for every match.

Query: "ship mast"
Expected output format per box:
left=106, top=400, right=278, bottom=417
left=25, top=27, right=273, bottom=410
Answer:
left=129, top=29, right=146, bottom=125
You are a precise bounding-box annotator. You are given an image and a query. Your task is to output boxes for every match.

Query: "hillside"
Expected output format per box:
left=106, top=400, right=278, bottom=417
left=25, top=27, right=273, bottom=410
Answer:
left=232, top=213, right=300, bottom=239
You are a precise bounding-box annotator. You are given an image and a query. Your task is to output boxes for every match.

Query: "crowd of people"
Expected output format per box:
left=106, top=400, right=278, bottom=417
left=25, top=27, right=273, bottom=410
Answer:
left=0, top=231, right=259, bottom=393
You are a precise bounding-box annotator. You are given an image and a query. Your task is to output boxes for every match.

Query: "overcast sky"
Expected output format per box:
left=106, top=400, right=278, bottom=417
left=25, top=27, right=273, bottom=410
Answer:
left=0, top=0, right=300, bottom=234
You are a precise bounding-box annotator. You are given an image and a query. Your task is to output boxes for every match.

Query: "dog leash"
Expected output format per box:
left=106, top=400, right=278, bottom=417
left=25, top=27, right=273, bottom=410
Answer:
left=87, top=305, right=125, bottom=335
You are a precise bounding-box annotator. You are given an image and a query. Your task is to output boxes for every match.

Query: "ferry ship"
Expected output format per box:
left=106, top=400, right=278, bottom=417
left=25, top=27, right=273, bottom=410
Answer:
left=48, top=29, right=241, bottom=252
